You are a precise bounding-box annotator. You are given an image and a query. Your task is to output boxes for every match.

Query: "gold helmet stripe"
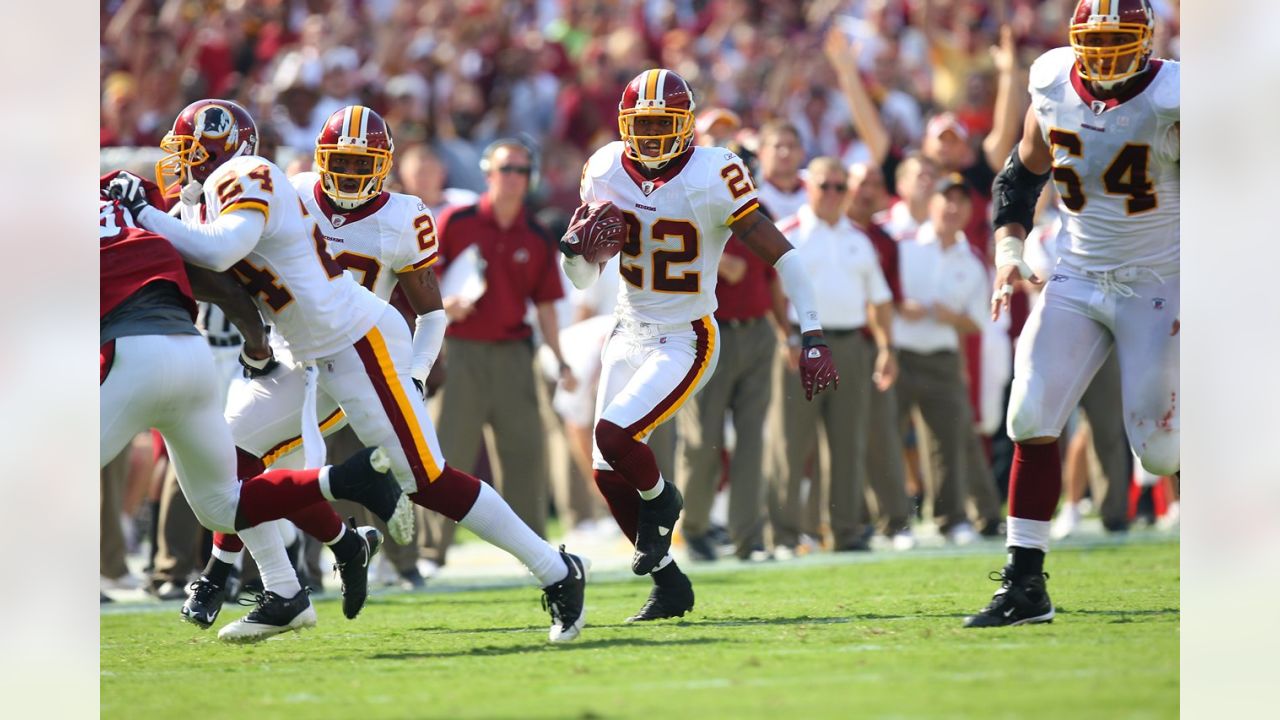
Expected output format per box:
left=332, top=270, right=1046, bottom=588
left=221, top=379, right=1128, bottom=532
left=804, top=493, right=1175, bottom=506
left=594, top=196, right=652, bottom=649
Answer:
left=644, top=69, right=659, bottom=101
left=349, top=105, right=364, bottom=140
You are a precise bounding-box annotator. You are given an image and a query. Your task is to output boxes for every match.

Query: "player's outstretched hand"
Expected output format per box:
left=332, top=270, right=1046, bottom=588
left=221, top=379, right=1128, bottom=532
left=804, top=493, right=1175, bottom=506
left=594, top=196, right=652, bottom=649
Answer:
left=990, top=264, right=1040, bottom=322
left=799, top=335, right=839, bottom=401
left=106, top=171, right=154, bottom=219
left=561, top=200, right=626, bottom=264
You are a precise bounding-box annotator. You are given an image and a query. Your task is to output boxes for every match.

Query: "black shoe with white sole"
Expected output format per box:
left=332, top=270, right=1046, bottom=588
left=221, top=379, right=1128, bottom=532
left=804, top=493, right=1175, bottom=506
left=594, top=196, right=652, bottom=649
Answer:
left=328, top=447, right=414, bottom=545
left=217, top=589, right=317, bottom=643
left=335, top=520, right=382, bottom=620
left=626, top=569, right=695, bottom=623
left=542, top=546, right=590, bottom=643
left=632, top=482, right=683, bottom=575
left=180, top=576, right=226, bottom=629
left=963, top=567, right=1055, bottom=628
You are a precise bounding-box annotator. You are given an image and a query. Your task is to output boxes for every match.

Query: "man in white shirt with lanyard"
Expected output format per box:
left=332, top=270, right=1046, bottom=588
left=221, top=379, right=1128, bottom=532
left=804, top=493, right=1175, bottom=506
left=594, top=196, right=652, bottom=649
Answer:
left=771, top=157, right=896, bottom=553
left=893, top=173, right=989, bottom=542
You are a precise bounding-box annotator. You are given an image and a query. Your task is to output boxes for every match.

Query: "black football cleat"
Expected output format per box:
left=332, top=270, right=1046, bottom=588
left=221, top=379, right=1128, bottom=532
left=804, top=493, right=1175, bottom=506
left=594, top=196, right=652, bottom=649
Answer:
left=963, top=567, right=1055, bottom=628
left=217, top=589, right=317, bottom=643
left=626, top=571, right=695, bottom=623
left=328, top=447, right=414, bottom=545
left=335, top=519, right=382, bottom=620
left=542, top=546, right=591, bottom=643
left=180, top=576, right=227, bottom=629
left=632, top=482, right=684, bottom=575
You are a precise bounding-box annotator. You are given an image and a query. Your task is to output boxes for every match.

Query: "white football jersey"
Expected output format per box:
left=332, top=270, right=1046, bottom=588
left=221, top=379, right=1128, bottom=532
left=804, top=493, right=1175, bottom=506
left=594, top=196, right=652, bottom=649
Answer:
left=581, top=141, right=762, bottom=325
left=192, top=155, right=386, bottom=360
left=291, top=172, right=438, bottom=302
left=1030, top=47, right=1179, bottom=273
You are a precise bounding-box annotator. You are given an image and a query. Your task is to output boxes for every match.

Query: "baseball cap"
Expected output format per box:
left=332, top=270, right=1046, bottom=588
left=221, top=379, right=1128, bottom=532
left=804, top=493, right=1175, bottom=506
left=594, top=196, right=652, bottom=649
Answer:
left=934, top=172, right=972, bottom=196
left=696, top=108, right=742, bottom=137
left=925, top=112, right=969, bottom=142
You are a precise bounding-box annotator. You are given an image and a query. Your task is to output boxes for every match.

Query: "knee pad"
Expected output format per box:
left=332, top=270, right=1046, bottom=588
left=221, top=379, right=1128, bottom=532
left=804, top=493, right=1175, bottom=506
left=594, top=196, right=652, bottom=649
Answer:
left=1005, top=380, right=1055, bottom=442
left=595, top=420, right=641, bottom=465
left=1136, top=427, right=1179, bottom=477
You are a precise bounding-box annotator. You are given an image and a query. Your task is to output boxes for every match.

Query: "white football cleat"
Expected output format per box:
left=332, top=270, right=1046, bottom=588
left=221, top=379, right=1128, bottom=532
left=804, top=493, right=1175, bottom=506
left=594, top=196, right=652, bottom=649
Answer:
left=1051, top=503, right=1082, bottom=541
left=217, top=589, right=317, bottom=643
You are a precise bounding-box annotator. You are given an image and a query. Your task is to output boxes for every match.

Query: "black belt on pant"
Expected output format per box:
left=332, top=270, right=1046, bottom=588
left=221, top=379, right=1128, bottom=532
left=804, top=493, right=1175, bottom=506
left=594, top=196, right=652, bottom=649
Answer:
left=207, top=336, right=243, bottom=347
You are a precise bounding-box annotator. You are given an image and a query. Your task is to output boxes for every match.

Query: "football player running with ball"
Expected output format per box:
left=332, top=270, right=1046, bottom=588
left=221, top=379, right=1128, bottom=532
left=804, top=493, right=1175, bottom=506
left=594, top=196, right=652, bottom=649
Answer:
left=107, top=100, right=588, bottom=644
left=968, top=0, right=1179, bottom=627
left=562, top=69, right=838, bottom=622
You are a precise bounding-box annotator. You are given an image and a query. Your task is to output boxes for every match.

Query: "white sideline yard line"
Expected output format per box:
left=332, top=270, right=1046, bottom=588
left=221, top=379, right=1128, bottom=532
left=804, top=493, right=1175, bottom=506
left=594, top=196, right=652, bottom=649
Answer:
left=100, top=528, right=1177, bottom=617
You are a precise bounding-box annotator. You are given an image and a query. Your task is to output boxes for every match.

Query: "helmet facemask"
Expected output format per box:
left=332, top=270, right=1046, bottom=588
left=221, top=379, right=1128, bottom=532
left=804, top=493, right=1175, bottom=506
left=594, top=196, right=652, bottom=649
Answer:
left=1069, top=22, right=1153, bottom=86
left=315, top=144, right=393, bottom=210
left=618, top=107, right=694, bottom=168
left=155, top=133, right=211, bottom=199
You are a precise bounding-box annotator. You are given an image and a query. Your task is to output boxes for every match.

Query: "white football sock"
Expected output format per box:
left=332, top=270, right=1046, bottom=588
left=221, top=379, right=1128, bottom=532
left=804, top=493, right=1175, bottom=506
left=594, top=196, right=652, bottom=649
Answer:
left=1007, top=516, right=1052, bottom=553
left=210, top=546, right=242, bottom=565
left=460, top=482, right=567, bottom=586
left=239, top=523, right=302, bottom=597
left=638, top=476, right=665, bottom=501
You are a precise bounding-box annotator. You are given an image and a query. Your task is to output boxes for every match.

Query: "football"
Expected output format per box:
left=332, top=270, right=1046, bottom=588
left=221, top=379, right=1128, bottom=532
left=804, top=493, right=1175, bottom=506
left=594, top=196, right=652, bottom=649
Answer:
left=565, top=200, right=627, bottom=264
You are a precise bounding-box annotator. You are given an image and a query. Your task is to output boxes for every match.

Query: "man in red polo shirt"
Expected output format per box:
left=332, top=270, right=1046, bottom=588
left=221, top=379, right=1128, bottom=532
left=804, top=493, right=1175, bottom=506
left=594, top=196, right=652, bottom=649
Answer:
left=675, top=235, right=781, bottom=562
left=425, top=139, right=573, bottom=565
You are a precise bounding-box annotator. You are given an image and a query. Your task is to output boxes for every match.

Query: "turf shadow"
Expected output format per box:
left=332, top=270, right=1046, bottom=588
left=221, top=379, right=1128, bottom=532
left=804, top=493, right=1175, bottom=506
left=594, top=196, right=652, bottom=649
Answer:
left=368, top=636, right=722, bottom=660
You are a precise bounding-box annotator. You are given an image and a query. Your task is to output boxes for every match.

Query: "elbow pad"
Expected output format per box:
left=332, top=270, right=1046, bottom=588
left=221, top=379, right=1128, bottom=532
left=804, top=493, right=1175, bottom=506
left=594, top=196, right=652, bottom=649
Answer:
left=991, top=148, right=1051, bottom=232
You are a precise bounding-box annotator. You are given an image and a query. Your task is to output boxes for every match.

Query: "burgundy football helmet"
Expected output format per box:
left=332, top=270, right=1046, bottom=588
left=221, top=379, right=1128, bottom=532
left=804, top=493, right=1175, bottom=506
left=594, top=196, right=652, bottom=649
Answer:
left=617, top=69, right=696, bottom=167
left=1069, top=0, right=1156, bottom=85
left=315, top=105, right=395, bottom=209
left=154, top=99, right=258, bottom=199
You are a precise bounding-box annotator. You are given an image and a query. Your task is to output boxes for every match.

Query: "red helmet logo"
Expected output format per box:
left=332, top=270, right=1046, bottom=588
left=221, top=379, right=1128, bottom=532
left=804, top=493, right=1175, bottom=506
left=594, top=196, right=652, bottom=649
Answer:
left=154, top=99, right=258, bottom=199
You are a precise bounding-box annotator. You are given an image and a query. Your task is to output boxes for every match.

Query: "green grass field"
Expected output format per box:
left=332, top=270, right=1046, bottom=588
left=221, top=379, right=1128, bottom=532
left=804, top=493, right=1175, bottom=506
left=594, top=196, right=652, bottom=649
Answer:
left=101, top=540, right=1178, bottom=719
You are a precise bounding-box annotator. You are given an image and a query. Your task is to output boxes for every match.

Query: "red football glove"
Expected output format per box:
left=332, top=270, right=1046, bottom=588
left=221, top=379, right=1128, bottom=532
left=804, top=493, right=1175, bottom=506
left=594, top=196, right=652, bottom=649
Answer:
left=799, top=336, right=839, bottom=401
left=560, top=200, right=626, bottom=264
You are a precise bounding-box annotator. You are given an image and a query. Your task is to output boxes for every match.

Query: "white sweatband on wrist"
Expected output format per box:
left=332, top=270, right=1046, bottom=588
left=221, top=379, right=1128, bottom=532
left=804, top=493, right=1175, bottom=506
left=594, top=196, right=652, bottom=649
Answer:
left=994, top=234, right=1034, bottom=278
left=562, top=253, right=600, bottom=290
left=774, top=249, right=822, bottom=333
left=410, top=309, right=447, bottom=382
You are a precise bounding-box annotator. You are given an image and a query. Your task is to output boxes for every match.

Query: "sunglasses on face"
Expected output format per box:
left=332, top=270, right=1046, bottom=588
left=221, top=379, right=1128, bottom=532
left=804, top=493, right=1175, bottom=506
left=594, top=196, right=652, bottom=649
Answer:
left=496, top=165, right=533, bottom=176
left=818, top=182, right=848, bottom=193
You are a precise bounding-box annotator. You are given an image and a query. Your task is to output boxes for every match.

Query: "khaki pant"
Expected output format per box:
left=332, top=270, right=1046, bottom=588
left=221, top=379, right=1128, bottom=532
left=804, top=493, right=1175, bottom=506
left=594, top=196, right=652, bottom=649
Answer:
left=896, top=350, right=973, bottom=532
left=677, top=317, right=775, bottom=556
left=863, top=380, right=912, bottom=535
left=423, top=338, right=550, bottom=564
left=150, top=459, right=204, bottom=586
left=544, top=388, right=602, bottom=530
left=101, top=448, right=131, bottom=579
left=769, top=330, right=874, bottom=549
left=1079, top=351, right=1132, bottom=528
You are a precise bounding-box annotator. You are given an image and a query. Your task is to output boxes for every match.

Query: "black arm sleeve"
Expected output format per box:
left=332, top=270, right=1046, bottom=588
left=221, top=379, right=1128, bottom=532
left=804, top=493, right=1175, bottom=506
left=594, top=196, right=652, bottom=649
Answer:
left=991, top=147, right=1051, bottom=232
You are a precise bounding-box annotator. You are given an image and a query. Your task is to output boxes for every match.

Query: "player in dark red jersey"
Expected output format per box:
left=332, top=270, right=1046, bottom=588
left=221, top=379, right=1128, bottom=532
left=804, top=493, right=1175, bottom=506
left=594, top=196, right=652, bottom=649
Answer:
left=100, top=175, right=407, bottom=641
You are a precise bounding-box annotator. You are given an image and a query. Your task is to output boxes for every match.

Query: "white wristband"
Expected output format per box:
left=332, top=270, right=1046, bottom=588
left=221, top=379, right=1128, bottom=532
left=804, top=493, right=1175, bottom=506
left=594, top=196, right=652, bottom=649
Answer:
left=994, top=234, right=1034, bottom=278
left=411, top=309, right=447, bottom=382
